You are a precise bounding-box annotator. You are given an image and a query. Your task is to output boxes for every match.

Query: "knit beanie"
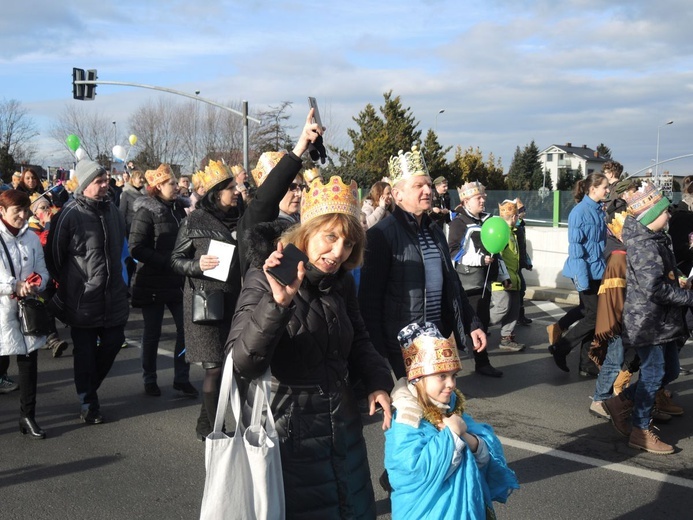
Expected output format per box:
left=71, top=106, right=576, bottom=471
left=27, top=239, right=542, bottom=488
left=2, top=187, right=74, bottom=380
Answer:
left=623, top=181, right=670, bottom=226
left=74, top=159, right=106, bottom=195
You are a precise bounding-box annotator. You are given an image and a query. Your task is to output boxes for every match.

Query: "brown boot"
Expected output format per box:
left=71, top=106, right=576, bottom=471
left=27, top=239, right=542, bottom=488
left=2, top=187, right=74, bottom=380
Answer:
left=546, top=323, right=562, bottom=345
left=628, top=426, right=674, bottom=455
left=603, top=393, right=633, bottom=437
left=612, top=370, right=632, bottom=396
left=655, top=388, right=684, bottom=416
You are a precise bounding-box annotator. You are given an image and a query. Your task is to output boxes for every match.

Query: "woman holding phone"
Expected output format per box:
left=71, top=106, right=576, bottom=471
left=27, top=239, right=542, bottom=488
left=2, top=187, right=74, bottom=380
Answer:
left=227, top=175, right=393, bottom=519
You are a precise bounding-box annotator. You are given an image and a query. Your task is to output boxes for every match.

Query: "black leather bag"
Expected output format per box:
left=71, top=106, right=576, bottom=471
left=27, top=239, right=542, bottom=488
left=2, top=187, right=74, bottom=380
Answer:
left=190, top=279, right=224, bottom=324
left=18, top=298, right=53, bottom=336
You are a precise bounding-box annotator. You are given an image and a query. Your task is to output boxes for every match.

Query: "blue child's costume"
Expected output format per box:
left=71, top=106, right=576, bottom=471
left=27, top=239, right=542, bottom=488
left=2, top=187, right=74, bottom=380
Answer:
left=385, top=378, right=519, bottom=520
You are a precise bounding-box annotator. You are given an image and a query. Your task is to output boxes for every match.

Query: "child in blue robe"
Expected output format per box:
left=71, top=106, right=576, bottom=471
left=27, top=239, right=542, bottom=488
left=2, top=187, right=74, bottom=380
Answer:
left=385, top=322, right=519, bottom=519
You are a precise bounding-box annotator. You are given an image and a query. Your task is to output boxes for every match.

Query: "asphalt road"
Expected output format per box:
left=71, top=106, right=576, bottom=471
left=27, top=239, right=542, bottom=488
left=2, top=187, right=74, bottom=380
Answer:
left=2, top=301, right=693, bottom=519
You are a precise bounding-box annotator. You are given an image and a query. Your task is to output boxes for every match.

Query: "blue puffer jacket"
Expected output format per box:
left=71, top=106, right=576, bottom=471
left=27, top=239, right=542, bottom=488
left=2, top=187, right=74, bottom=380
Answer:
left=562, top=196, right=606, bottom=291
left=621, top=216, right=693, bottom=349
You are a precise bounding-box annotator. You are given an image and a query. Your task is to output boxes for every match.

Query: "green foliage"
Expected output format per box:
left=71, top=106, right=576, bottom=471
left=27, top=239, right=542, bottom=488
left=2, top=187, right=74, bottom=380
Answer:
left=596, top=143, right=612, bottom=159
left=422, top=129, right=452, bottom=182
left=557, top=163, right=582, bottom=191
left=507, top=141, right=544, bottom=190
left=450, top=146, right=505, bottom=189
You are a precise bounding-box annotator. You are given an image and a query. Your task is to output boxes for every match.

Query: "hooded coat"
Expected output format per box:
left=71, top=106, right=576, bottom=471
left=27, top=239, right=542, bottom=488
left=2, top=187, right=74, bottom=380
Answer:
left=227, top=221, right=393, bottom=519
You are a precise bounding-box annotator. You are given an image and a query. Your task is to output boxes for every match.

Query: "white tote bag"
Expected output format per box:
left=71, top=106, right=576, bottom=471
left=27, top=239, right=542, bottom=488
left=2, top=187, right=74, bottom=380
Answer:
left=199, top=358, right=285, bottom=520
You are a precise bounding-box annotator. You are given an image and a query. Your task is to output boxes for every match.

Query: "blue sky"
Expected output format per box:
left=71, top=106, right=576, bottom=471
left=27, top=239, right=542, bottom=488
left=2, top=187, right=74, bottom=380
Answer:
left=3, top=0, right=693, bottom=176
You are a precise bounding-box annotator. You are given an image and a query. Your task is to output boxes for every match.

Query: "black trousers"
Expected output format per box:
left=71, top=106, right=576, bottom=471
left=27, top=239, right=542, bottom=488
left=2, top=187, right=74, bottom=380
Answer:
left=555, top=280, right=600, bottom=371
left=467, top=291, right=492, bottom=368
left=17, top=351, right=39, bottom=419
left=71, top=325, right=125, bottom=412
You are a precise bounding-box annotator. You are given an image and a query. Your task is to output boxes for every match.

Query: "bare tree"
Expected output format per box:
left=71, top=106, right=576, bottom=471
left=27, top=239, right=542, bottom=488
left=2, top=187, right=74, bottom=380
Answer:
left=0, top=98, right=39, bottom=164
left=50, top=104, right=116, bottom=165
left=251, top=101, right=295, bottom=155
left=129, top=97, right=187, bottom=170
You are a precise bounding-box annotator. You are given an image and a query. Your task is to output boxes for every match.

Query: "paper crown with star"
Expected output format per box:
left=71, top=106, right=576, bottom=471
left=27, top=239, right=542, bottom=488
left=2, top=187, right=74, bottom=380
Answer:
left=193, top=160, right=232, bottom=193
left=300, top=175, right=361, bottom=225
left=398, top=322, right=461, bottom=382
left=251, top=151, right=287, bottom=187
left=498, top=199, right=518, bottom=218
left=387, top=145, right=428, bottom=186
left=622, top=181, right=670, bottom=227
left=458, top=181, right=486, bottom=200
left=144, top=164, right=174, bottom=187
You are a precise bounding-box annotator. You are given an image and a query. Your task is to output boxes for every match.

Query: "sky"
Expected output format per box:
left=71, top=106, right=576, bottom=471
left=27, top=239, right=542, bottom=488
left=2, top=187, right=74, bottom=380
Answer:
left=3, top=0, right=693, bottom=178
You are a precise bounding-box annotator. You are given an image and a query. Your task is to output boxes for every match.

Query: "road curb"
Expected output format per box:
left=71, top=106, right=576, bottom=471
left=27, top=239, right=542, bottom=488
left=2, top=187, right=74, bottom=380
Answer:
left=525, top=286, right=580, bottom=306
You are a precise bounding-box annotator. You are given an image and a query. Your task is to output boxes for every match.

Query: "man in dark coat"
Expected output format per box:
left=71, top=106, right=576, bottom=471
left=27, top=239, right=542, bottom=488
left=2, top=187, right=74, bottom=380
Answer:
left=359, top=148, right=487, bottom=379
left=430, top=176, right=451, bottom=230
left=46, top=159, right=129, bottom=425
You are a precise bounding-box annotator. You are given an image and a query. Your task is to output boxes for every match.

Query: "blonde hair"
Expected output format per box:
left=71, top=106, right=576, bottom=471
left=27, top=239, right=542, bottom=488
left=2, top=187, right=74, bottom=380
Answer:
left=281, top=213, right=365, bottom=270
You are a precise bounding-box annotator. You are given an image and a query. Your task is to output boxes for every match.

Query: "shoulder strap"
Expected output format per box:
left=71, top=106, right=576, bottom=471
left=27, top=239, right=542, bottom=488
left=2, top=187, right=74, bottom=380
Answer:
left=0, top=232, right=16, bottom=278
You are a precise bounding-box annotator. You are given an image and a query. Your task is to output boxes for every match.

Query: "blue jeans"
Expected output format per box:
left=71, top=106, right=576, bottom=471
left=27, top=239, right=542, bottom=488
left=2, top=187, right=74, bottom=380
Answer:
left=141, top=300, right=189, bottom=385
left=622, top=342, right=679, bottom=429
left=593, top=336, right=624, bottom=401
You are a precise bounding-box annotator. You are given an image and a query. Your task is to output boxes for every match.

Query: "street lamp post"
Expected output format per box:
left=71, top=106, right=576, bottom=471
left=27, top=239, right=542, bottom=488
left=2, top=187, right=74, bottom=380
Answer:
left=193, top=90, right=200, bottom=173
left=655, top=120, right=674, bottom=179
left=112, top=121, right=117, bottom=165
left=435, top=109, right=445, bottom=133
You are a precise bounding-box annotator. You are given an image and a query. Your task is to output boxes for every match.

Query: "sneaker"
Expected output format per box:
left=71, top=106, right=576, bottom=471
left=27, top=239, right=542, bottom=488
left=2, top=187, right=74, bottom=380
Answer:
left=173, top=381, right=199, bottom=398
left=655, top=388, right=684, bottom=416
left=589, top=400, right=609, bottom=420
left=603, top=394, right=633, bottom=437
left=0, top=375, right=19, bottom=394
left=546, top=323, right=562, bottom=345
left=499, top=336, right=525, bottom=352
left=80, top=409, right=104, bottom=425
left=144, top=382, right=161, bottom=397
left=121, top=340, right=129, bottom=348
left=612, top=370, right=632, bottom=395
left=628, top=426, right=674, bottom=455
left=52, top=339, right=69, bottom=358
left=518, top=316, right=532, bottom=326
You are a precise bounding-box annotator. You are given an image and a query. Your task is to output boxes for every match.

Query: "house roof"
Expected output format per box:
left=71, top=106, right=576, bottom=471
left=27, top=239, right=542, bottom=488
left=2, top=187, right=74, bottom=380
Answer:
left=539, top=143, right=608, bottom=163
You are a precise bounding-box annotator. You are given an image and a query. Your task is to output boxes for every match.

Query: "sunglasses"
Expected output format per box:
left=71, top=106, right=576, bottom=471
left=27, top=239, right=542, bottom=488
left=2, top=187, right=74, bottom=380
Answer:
left=289, top=182, right=307, bottom=192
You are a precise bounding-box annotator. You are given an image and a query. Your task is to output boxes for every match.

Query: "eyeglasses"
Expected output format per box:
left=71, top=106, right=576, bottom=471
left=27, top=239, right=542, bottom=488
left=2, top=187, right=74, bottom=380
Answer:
left=289, top=183, right=307, bottom=192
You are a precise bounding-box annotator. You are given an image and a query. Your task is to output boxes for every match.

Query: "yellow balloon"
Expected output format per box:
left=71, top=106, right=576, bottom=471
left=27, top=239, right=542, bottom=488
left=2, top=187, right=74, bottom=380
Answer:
left=129, top=134, right=138, bottom=146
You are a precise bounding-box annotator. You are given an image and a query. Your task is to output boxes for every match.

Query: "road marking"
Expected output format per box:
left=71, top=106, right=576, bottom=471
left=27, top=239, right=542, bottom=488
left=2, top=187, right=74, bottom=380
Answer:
left=529, top=300, right=568, bottom=321
left=126, top=338, right=175, bottom=358
left=499, top=436, right=693, bottom=490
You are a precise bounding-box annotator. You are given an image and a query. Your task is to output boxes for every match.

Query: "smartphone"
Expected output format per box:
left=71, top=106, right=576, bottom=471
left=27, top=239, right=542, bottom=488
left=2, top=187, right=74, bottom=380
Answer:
left=308, top=97, right=323, bottom=129
left=266, top=243, right=309, bottom=286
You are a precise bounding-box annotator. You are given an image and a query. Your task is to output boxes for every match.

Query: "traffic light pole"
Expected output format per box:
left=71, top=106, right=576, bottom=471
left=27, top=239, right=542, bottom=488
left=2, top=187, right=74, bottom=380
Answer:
left=73, top=78, right=260, bottom=172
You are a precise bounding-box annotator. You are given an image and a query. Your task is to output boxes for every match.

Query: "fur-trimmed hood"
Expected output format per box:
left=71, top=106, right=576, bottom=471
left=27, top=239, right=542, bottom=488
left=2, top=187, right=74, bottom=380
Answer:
left=133, top=194, right=190, bottom=216
left=243, top=219, right=295, bottom=270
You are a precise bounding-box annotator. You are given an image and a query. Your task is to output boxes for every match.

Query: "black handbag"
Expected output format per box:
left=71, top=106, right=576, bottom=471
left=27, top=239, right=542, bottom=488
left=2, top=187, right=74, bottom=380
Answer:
left=0, top=233, right=52, bottom=336
left=189, top=278, right=224, bottom=324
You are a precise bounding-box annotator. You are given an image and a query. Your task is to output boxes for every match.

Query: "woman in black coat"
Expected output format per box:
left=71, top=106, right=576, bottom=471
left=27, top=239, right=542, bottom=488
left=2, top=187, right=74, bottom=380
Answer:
left=227, top=176, right=393, bottom=519
left=170, top=161, right=243, bottom=440
left=129, top=164, right=197, bottom=398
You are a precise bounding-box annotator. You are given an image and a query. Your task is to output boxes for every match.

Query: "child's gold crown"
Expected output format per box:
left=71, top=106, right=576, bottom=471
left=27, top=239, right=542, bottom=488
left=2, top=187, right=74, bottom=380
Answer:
left=301, top=176, right=361, bottom=225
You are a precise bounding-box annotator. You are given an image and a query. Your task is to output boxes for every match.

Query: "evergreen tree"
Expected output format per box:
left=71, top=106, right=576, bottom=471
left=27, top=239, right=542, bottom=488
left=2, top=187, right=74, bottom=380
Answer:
left=507, top=141, right=542, bottom=190
left=558, top=163, right=582, bottom=191
left=451, top=146, right=505, bottom=189
left=596, top=143, right=612, bottom=159
left=422, top=129, right=452, bottom=182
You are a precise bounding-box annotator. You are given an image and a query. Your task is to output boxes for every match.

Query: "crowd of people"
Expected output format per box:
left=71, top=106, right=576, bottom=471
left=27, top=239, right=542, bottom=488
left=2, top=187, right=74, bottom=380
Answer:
left=3, top=120, right=693, bottom=517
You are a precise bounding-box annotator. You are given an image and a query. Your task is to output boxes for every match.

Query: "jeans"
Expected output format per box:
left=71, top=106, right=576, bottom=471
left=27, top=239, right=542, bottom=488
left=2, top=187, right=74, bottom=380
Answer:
left=141, top=300, right=189, bottom=385
left=593, top=336, right=624, bottom=401
left=622, top=342, right=679, bottom=429
left=71, top=325, right=125, bottom=412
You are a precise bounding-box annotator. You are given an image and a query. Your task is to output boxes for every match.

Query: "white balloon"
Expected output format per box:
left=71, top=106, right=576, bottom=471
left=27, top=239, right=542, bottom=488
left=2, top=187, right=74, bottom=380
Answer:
left=112, top=145, right=127, bottom=162
left=75, top=147, right=87, bottom=160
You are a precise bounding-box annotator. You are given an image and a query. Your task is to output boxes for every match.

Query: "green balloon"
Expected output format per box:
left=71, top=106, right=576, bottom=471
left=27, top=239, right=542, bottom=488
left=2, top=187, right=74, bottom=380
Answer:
left=66, top=134, right=81, bottom=152
left=480, top=216, right=510, bottom=254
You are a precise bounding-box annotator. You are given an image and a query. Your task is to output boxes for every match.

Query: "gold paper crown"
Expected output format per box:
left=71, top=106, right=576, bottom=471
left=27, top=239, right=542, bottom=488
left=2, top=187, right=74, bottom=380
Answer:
left=402, top=336, right=461, bottom=382
left=623, top=181, right=663, bottom=218
left=251, top=151, right=287, bottom=187
left=195, top=160, right=232, bottom=193
left=498, top=199, right=518, bottom=218
left=387, top=145, right=428, bottom=186
left=301, top=176, right=361, bottom=225
left=303, top=168, right=321, bottom=184
left=458, top=181, right=486, bottom=200
left=230, top=165, right=246, bottom=177
left=29, top=193, right=50, bottom=211
left=65, top=178, right=78, bottom=193
left=145, top=164, right=173, bottom=187
left=516, top=197, right=525, bottom=214
left=607, top=211, right=627, bottom=242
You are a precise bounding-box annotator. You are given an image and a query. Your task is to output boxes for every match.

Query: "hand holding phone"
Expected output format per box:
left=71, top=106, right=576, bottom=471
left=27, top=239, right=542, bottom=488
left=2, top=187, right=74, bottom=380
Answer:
left=265, top=243, right=308, bottom=307
left=307, top=97, right=327, bottom=164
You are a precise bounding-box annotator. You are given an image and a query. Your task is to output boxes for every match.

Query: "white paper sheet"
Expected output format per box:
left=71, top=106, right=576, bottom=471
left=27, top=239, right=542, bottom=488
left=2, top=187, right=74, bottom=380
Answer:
left=204, top=239, right=235, bottom=282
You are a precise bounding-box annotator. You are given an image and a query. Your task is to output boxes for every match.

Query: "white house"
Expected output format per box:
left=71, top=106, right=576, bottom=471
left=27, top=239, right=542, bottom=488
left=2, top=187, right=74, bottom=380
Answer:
left=538, top=143, right=608, bottom=189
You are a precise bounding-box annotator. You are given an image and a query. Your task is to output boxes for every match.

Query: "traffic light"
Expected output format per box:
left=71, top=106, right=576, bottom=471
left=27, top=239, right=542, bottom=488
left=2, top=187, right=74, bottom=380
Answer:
left=72, top=68, right=85, bottom=100
left=72, top=67, right=97, bottom=100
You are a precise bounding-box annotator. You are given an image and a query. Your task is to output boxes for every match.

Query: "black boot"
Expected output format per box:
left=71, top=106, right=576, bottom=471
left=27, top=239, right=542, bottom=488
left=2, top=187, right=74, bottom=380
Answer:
left=19, top=416, right=46, bottom=439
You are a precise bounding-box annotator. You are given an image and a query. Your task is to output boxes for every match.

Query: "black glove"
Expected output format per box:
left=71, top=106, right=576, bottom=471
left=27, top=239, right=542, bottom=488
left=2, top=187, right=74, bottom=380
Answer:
left=308, top=135, right=327, bottom=164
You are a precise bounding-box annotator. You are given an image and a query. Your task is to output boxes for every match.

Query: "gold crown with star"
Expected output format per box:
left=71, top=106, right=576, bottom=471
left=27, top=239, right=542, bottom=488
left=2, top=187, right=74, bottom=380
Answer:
left=387, top=145, right=428, bottom=186
left=193, top=160, right=232, bottom=193
left=144, top=164, right=173, bottom=187
left=251, top=151, right=287, bottom=187
left=300, top=175, right=361, bottom=225
left=398, top=322, right=461, bottom=382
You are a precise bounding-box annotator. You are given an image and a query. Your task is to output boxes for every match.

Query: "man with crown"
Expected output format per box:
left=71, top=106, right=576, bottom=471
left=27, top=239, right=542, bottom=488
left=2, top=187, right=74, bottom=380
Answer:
left=359, top=146, right=488, bottom=382
left=227, top=173, right=393, bottom=518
